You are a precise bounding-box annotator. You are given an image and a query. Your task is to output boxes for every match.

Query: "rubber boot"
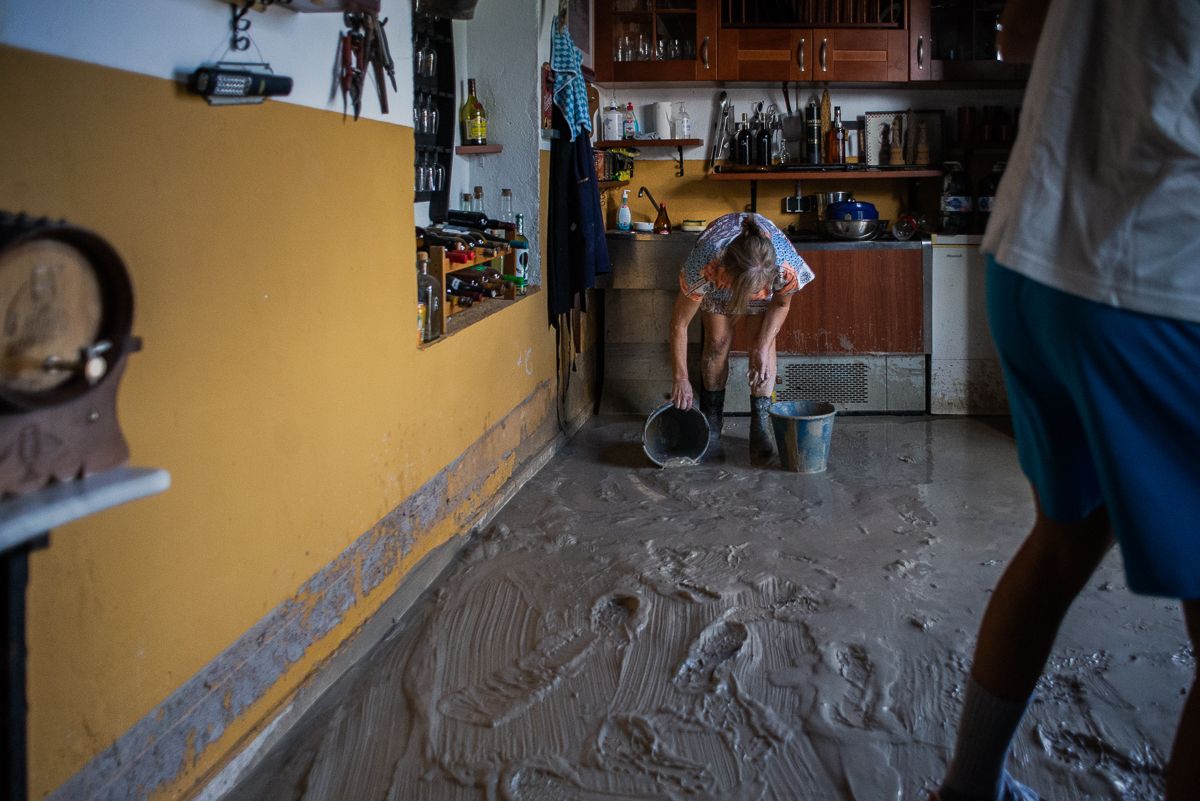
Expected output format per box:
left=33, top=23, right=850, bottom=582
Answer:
left=750, top=396, right=775, bottom=465
left=698, top=389, right=725, bottom=455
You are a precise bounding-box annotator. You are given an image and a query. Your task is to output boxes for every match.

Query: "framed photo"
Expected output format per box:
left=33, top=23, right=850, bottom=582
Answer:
left=568, top=0, right=593, bottom=71
left=864, top=109, right=944, bottom=167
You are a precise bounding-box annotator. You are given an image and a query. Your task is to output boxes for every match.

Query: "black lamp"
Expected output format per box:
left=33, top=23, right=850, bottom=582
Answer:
left=187, top=63, right=293, bottom=106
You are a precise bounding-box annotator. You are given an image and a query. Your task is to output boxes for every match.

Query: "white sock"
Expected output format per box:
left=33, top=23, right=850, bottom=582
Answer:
left=941, top=677, right=1029, bottom=800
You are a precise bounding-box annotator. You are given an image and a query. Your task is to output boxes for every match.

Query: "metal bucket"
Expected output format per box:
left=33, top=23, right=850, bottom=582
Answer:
left=642, top=403, right=710, bottom=467
left=769, top=400, right=836, bottom=473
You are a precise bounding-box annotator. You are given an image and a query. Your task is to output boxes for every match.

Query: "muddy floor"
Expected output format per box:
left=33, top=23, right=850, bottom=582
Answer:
left=224, top=416, right=1193, bottom=801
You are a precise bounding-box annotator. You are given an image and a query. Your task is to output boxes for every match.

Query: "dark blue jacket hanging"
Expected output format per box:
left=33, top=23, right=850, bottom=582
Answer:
left=547, top=105, right=610, bottom=323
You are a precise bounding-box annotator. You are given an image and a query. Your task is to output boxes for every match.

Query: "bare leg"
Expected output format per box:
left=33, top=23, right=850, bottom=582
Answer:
left=700, top=312, right=733, bottom=392
left=1167, top=600, right=1200, bottom=801
left=971, top=498, right=1114, bottom=698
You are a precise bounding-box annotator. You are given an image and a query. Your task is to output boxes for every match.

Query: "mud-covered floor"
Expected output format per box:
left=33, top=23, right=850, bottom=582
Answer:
left=225, top=416, right=1193, bottom=801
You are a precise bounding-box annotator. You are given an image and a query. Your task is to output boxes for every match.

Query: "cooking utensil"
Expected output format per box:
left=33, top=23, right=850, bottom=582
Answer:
left=708, top=91, right=730, bottom=172
left=813, top=191, right=853, bottom=219
left=822, top=219, right=888, bottom=240
left=825, top=200, right=879, bottom=221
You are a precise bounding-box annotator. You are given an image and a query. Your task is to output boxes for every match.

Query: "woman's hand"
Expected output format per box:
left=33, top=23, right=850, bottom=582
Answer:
left=672, top=378, right=695, bottom=409
left=748, top=346, right=775, bottom=395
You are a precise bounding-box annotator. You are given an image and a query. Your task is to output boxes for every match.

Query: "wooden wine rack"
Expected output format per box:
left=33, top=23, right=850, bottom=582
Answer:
left=425, top=244, right=517, bottom=334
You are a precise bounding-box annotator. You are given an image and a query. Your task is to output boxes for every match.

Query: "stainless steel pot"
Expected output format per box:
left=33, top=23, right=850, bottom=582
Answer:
left=814, top=191, right=853, bottom=219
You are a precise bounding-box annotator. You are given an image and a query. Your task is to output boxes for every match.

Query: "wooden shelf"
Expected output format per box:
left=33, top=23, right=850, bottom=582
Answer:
left=708, top=168, right=942, bottom=181
left=597, top=180, right=629, bottom=192
left=593, top=138, right=702, bottom=150
left=455, top=144, right=503, bottom=155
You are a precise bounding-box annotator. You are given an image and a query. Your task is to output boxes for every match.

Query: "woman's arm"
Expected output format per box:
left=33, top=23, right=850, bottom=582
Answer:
left=669, top=291, right=702, bottom=408
left=749, top=293, right=793, bottom=392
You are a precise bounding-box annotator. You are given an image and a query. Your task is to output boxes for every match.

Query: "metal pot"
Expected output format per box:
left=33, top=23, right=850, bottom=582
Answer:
left=813, top=191, right=853, bottom=219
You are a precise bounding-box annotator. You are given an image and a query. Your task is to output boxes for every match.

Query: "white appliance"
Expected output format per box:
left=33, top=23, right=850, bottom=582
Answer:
left=930, top=235, right=1008, bottom=414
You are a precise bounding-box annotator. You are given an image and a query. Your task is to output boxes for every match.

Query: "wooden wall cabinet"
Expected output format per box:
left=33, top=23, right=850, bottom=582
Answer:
left=593, top=1, right=719, bottom=83
left=716, top=29, right=810, bottom=81
left=809, top=28, right=908, bottom=82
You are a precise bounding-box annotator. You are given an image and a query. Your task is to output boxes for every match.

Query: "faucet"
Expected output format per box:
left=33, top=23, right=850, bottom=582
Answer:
left=637, top=186, right=660, bottom=214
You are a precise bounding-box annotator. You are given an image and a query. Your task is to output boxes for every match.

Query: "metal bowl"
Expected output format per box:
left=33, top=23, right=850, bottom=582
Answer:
left=822, top=219, right=888, bottom=240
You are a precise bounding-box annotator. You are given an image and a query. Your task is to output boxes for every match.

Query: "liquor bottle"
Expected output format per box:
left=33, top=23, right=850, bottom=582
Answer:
left=755, top=119, right=771, bottom=167
left=512, top=212, right=530, bottom=291
left=805, top=102, right=821, bottom=165
left=498, top=188, right=514, bottom=223
left=829, top=106, right=845, bottom=164
left=416, top=251, right=441, bottom=343
left=460, top=78, right=488, bottom=145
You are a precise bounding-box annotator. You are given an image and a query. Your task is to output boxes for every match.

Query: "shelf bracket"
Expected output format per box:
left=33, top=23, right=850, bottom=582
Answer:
left=749, top=180, right=758, bottom=213
left=674, top=145, right=685, bottom=177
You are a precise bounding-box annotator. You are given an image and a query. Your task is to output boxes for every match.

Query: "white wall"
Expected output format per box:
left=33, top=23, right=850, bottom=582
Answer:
left=0, top=0, right=414, bottom=126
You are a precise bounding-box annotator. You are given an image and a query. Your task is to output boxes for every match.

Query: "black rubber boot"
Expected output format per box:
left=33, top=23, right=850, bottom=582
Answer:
left=698, top=389, right=725, bottom=454
left=750, top=396, right=775, bottom=465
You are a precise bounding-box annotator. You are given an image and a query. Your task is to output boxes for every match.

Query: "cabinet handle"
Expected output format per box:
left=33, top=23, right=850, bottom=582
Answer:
left=797, top=37, right=806, bottom=71
left=917, top=35, right=925, bottom=69
left=701, top=36, right=710, bottom=69
left=820, top=38, right=828, bottom=72
left=944, top=252, right=964, bottom=258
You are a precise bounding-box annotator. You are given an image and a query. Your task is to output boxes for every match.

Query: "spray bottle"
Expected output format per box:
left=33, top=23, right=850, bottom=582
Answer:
left=617, top=189, right=632, bottom=231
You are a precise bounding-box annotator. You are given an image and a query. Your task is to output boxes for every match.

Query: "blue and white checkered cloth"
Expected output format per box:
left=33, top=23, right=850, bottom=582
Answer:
left=551, top=16, right=591, bottom=141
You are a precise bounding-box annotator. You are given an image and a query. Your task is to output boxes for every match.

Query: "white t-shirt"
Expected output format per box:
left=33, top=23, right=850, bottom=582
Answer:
left=982, top=0, right=1200, bottom=323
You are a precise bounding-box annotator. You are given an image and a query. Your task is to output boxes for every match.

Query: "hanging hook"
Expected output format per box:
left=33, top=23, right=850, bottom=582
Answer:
left=230, top=1, right=255, bottom=52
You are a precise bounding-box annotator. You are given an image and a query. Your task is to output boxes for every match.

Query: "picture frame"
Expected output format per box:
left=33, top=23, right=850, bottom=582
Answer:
left=863, top=109, right=943, bottom=167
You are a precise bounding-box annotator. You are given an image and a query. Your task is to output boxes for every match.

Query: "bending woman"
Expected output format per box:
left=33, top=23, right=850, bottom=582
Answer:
left=669, top=213, right=815, bottom=463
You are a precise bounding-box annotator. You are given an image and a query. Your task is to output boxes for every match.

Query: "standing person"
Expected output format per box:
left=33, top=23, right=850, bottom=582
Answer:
left=668, top=212, right=814, bottom=463
left=932, top=1, right=1200, bottom=800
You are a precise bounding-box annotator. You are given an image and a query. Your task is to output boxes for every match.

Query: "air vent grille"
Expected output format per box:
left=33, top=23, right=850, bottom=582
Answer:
left=778, top=361, right=871, bottom=404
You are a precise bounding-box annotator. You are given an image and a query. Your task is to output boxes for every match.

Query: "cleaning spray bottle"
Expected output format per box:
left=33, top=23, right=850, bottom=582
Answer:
left=617, top=189, right=632, bottom=231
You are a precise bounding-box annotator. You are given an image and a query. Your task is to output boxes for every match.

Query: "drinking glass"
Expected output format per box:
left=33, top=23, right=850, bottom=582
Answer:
left=431, top=161, right=445, bottom=192
left=636, top=34, right=651, bottom=61
left=668, top=38, right=682, bottom=60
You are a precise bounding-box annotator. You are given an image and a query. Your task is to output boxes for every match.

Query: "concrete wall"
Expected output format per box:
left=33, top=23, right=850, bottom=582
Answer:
left=0, top=1, right=593, bottom=798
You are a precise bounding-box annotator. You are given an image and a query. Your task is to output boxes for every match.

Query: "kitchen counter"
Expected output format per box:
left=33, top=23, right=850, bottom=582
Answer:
left=599, top=231, right=932, bottom=415
left=606, top=230, right=930, bottom=250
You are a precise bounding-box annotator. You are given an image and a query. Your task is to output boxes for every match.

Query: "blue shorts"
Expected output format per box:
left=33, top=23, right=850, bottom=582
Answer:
left=987, top=257, right=1200, bottom=599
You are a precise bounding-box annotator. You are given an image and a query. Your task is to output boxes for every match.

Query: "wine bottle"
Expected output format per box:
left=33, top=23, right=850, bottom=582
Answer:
left=460, top=78, right=488, bottom=146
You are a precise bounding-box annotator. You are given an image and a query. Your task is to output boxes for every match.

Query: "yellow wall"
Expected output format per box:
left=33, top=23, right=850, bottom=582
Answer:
left=1, top=46, right=563, bottom=799
left=604, top=159, right=921, bottom=231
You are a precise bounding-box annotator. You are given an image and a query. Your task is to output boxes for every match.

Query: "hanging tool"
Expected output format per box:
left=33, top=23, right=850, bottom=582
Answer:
left=338, top=11, right=396, bottom=120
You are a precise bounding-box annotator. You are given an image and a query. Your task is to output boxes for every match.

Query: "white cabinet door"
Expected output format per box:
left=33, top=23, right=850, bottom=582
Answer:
left=931, top=241, right=1008, bottom=414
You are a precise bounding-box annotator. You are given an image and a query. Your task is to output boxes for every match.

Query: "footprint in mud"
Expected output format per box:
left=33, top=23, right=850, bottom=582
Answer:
left=828, top=643, right=883, bottom=729
left=674, top=620, right=749, bottom=693
left=591, top=593, right=644, bottom=640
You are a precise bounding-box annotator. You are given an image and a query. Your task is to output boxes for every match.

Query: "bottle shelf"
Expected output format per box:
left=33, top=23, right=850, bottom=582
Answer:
left=455, top=144, right=503, bottom=155
left=593, top=138, right=702, bottom=150
left=708, top=168, right=942, bottom=181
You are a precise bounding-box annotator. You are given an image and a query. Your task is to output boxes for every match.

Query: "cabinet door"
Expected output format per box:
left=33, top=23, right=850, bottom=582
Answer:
left=594, top=0, right=717, bottom=83
left=907, top=0, right=937, bottom=80
left=811, top=28, right=908, bottom=82
left=733, top=249, right=924, bottom=355
left=716, top=28, right=811, bottom=81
